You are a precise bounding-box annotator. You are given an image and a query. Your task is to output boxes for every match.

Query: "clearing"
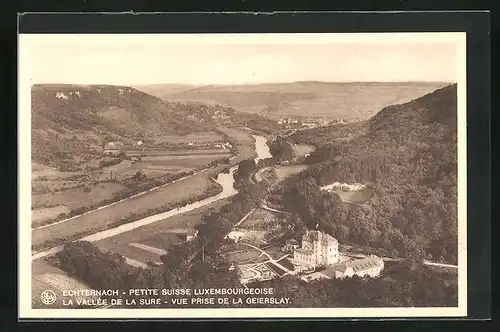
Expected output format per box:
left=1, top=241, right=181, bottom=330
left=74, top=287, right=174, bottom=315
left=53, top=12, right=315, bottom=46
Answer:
left=292, top=144, right=315, bottom=157
left=274, top=165, right=307, bottom=181
left=226, top=249, right=262, bottom=264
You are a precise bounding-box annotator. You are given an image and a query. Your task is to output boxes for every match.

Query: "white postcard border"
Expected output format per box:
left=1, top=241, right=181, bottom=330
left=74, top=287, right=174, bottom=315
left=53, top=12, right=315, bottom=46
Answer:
left=18, top=32, right=467, bottom=319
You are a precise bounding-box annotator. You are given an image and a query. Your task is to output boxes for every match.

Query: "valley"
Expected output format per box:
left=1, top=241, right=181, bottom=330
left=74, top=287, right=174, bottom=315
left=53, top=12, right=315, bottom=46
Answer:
left=29, top=82, right=459, bottom=309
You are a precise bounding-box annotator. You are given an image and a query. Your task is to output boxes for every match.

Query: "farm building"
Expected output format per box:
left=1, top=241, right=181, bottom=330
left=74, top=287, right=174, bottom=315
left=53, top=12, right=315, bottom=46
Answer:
left=303, top=255, right=385, bottom=281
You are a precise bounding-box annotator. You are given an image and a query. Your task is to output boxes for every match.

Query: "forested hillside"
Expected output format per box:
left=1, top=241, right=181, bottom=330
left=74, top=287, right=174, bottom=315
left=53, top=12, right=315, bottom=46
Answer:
left=31, top=84, right=278, bottom=170
left=274, top=84, right=458, bottom=263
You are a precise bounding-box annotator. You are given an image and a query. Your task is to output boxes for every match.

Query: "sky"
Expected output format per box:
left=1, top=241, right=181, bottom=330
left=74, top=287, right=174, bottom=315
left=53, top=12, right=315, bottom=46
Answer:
left=19, top=33, right=463, bottom=85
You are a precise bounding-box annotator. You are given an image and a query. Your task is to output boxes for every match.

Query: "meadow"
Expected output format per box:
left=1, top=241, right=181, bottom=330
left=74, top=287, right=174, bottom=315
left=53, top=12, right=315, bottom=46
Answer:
left=226, top=249, right=262, bottom=264
left=152, top=131, right=224, bottom=144
left=32, top=172, right=220, bottom=250
left=274, top=165, right=308, bottom=181
left=32, top=205, right=71, bottom=228
left=241, top=208, right=278, bottom=228
left=93, top=199, right=230, bottom=264
left=292, top=144, right=315, bottom=157
left=32, top=182, right=127, bottom=211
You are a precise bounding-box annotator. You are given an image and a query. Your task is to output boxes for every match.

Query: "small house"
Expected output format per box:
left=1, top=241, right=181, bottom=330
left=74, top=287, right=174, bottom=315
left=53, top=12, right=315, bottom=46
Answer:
left=316, top=255, right=385, bottom=280
left=283, top=239, right=300, bottom=253
left=166, top=228, right=198, bottom=241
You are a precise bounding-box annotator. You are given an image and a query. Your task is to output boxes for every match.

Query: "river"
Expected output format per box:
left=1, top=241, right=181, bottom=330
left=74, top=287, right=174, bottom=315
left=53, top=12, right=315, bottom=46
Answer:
left=32, top=134, right=271, bottom=260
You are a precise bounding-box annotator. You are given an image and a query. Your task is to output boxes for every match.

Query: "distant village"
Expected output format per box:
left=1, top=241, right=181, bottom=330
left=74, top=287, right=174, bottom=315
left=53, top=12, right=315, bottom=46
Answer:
left=276, top=116, right=356, bottom=129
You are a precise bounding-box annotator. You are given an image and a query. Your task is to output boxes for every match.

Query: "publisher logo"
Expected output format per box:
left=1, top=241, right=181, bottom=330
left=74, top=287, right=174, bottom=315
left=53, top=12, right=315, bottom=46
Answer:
left=41, top=290, right=56, bottom=305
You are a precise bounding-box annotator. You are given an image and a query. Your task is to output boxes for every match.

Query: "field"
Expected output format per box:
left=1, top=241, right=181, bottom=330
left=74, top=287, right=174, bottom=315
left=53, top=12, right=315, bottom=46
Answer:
left=32, top=182, right=128, bottom=210
left=292, top=144, right=315, bottom=157
left=226, top=249, right=262, bottom=264
left=142, top=154, right=229, bottom=167
left=32, top=260, right=94, bottom=309
left=32, top=172, right=219, bottom=249
left=263, top=245, right=286, bottom=260
left=137, top=232, right=183, bottom=251
left=93, top=199, right=229, bottom=265
left=274, top=165, right=308, bottom=181
left=217, top=126, right=254, bottom=144
left=32, top=205, right=71, bottom=227
left=335, top=190, right=372, bottom=203
left=125, top=148, right=229, bottom=156
left=145, top=82, right=448, bottom=120
left=32, top=167, right=80, bottom=181
left=152, top=131, right=224, bottom=144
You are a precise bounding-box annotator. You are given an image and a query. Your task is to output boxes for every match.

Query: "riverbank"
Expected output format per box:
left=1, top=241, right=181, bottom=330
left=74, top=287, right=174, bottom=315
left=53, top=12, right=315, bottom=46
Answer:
left=32, top=131, right=270, bottom=259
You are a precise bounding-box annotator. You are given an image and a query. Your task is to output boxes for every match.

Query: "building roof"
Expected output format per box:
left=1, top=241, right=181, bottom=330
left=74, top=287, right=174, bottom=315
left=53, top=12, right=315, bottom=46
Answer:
left=348, top=255, right=384, bottom=273
left=319, top=255, right=384, bottom=278
left=302, top=230, right=338, bottom=244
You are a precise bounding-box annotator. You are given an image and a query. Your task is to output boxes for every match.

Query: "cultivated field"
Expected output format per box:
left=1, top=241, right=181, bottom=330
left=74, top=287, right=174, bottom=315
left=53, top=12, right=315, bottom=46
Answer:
left=263, top=245, right=286, bottom=260
left=32, top=182, right=127, bottom=210
left=32, top=260, right=94, bottom=309
left=142, top=154, right=229, bottom=167
left=152, top=131, right=224, bottom=144
left=137, top=232, right=183, bottom=251
left=32, top=167, right=80, bottom=181
left=32, top=205, right=71, bottom=227
left=125, top=148, right=229, bottom=156
left=32, top=172, right=219, bottom=249
left=93, top=199, right=229, bottom=265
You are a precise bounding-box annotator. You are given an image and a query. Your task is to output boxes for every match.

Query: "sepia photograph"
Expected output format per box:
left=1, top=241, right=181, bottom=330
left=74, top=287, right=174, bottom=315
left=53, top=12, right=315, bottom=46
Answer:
left=18, top=32, right=467, bottom=319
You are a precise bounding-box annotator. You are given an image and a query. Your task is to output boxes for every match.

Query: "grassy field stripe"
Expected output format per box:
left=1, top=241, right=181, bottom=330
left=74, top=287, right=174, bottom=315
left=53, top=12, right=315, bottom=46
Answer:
left=129, top=242, right=168, bottom=256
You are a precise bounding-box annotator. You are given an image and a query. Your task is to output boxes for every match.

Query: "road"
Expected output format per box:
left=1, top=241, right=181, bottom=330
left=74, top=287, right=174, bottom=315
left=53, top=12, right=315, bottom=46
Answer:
left=260, top=203, right=287, bottom=214
left=33, top=167, right=214, bottom=231
left=238, top=242, right=293, bottom=282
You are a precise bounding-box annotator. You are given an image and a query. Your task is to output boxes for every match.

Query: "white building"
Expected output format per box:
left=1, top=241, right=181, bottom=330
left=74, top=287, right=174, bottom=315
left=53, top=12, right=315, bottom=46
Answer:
left=224, top=230, right=246, bottom=243
left=312, top=255, right=385, bottom=280
left=293, top=230, right=339, bottom=267
left=167, top=228, right=198, bottom=241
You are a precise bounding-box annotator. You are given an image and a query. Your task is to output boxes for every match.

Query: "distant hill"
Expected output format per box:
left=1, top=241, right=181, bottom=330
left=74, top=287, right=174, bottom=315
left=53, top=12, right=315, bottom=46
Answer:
left=278, top=84, right=459, bottom=263
left=137, top=81, right=450, bottom=120
left=31, top=84, right=277, bottom=170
